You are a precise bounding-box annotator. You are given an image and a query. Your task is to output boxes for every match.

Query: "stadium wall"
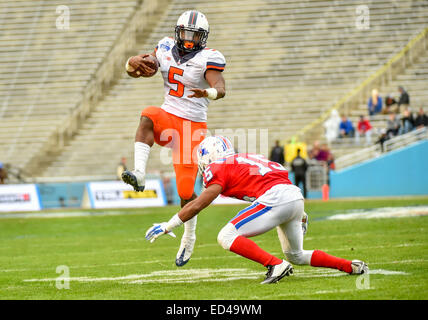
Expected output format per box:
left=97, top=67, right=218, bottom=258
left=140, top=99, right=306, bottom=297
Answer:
left=330, top=140, right=428, bottom=198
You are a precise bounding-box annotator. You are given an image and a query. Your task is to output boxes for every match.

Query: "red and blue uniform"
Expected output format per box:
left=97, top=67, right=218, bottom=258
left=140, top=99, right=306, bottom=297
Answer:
left=203, top=153, right=293, bottom=229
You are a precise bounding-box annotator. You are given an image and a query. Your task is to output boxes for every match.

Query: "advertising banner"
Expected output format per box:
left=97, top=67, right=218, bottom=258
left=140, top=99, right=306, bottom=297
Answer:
left=85, top=180, right=166, bottom=209
left=0, top=184, right=42, bottom=212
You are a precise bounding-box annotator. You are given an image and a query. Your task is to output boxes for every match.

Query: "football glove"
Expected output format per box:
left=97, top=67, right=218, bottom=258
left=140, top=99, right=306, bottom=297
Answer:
left=145, top=223, right=176, bottom=243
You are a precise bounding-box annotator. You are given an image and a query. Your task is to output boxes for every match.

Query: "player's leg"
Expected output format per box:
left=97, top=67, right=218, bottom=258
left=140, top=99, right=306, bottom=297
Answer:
left=175, top=188, right=198, bottom=267
left=122, top=107, right=172, bottom=191
left=217, top=203, right=294, bottom=284
left=277, top=199, right=368, bottom=274
left=174, top=120, right=207, bottom=267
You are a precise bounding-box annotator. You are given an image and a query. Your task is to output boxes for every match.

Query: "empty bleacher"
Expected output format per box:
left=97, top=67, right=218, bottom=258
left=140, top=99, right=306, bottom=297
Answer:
left=0, top=0, right=140, bottom=177
left=1, top=0, right=427, bottom=180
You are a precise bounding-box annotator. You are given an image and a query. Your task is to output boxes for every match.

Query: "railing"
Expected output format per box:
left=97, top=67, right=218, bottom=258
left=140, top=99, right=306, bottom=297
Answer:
left=306, top=161, right=328, bottom=191
left=295, top=26, right=428, bottom=143
left=383, top=126, right=428, bottom=152
left=335, top=127, right=427, bottom=170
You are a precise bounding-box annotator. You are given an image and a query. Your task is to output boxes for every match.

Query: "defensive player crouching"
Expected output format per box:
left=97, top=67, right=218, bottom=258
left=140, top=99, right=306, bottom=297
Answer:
left=122, top=11, right=226, bottom=267
left=145, top=136, right=369, bottom=284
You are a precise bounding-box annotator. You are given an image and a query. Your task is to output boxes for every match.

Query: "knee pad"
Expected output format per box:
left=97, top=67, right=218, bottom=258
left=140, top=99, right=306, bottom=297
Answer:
left=217, top=223, right=239, bottom=250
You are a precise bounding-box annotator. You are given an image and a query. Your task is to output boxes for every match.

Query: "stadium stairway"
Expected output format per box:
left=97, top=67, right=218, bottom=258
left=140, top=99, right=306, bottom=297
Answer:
left=4, top=0, right=427, bottom=181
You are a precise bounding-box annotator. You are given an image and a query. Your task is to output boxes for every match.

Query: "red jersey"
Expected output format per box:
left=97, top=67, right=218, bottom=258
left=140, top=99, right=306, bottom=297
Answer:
left=203, top=153, right=292, bottom=202
left=358, top=119, right=372, bottom=133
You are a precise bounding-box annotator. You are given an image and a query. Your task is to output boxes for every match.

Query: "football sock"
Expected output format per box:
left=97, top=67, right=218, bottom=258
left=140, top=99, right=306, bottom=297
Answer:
left=310, top=250, right=352, bottom=273
left=183, top=215, right=197, bottom=238
left=230, top=235, right=283, bottom=267
left=134, top=142, right=150, bottom=175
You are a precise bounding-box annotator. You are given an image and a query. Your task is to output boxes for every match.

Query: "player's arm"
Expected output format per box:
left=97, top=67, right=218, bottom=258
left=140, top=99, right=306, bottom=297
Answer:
left=177, top=183, right=223, bottom=222
left=188, top=70, right=226, bottom=100
left=145, top=184, right=223, bottom=243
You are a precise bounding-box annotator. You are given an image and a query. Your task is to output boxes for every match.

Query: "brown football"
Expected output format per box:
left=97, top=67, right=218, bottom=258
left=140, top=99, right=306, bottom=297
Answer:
left=139, top=55, right=158, bottom=77
left=127, top=54, right=159, bottom=78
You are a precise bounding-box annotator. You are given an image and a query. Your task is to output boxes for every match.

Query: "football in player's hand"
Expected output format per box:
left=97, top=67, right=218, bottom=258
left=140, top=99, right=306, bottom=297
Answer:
left=127, top=54, right=158, bottom=78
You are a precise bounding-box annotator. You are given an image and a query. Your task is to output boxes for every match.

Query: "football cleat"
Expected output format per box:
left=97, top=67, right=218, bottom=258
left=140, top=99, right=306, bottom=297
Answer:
left=121, top=170, right=145, bottom=192
left=350, top=260, right=369, bottom=275
left=261, top=260, right=294, bottom=284
left=175, top=234, right=196, bottom=267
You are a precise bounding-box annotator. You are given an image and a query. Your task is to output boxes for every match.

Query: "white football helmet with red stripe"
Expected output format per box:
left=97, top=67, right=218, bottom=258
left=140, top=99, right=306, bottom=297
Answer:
left=175, top=10, right=209, bottom=53
left=197, top=136, right=235, bottom=174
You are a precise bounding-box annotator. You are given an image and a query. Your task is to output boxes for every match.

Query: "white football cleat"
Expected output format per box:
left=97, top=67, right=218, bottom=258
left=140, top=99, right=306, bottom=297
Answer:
left=121, top=170, right=145, bottom=192
left=175, top=234, right=196, bottom=267
left=350, top=260, right=369, bottom=275
left=261, top=260, right=294, bottom=284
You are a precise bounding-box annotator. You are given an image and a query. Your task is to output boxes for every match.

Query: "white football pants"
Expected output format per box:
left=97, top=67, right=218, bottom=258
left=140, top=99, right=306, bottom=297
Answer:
left=217, top=199, right=314, bottom=265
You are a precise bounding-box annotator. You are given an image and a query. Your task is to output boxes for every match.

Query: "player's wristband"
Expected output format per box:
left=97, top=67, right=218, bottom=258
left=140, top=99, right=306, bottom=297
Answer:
left=165, top=214, right=184, bottom=232
left=206, top=88, right=218, bottom=100
left=125, top=57, right=135, bottom=72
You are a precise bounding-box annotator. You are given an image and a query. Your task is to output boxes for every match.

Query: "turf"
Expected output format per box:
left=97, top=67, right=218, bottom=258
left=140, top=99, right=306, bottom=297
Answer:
left=0, top=197, right=427, bottom=300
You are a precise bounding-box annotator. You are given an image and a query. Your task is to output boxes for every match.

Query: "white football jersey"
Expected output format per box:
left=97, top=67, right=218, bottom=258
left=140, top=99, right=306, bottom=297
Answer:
left=155, top=37, right=226, bottom=122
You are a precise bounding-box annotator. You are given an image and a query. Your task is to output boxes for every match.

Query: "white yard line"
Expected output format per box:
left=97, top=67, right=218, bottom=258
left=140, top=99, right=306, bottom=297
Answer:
left=22, top=267, right=409, bottom=285
left=3, top=256, right=426, bottom=274
left=327, top=206, right=428, bottom=220
left=5, top=240, right=424, bottom=262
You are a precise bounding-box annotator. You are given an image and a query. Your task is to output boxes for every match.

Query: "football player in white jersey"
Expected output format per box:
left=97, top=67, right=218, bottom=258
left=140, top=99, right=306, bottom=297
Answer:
left=122, top=11, right=226, bottom=267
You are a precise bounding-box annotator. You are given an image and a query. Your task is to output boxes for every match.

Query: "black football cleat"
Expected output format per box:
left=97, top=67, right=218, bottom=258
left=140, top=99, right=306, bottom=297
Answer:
left=121, top=170, right=145, bottom=192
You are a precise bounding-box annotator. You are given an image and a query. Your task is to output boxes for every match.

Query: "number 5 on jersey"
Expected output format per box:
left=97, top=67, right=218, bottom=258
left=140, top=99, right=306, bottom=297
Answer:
left=168, top=66, right=184, bottom=97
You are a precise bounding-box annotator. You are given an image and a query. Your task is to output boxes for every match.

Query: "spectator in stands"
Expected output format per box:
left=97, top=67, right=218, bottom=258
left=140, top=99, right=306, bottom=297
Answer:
left=375, top=129, right=388, bottom=153
left=368, top=89, right=383, bottom=115
left=269, top=140, right=285, bottom=165
left=339, top=116, right=355, bottom=138
left=326, top=153, right=335, bottom=170
left=397, top=86, right=410, bottom=112
left=323, top=109, right=341, bottom=143
left=291, top=148, right=308, bottom=198
left=386, top=113, right=401, bottom=138
left=355, top=115, right=373, bottom=145
left=0, top=162, right=7, bottom=184
left=398, top=107, right=414, bottom=135
left=308, top=140, right=320, bottom=160
left=315, top=143, right=331, bottom=162
left=414, top=107, right=428, bottom=129
left=116, top=157, right=127, bottom=180
left=383, top=94, right=396, bottom=115
left=326, top=153, right=335, bottom=186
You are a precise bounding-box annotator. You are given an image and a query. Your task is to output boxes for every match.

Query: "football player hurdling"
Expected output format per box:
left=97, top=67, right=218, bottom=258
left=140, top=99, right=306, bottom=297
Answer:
left=122, top=11, right=226, bottom=267
left=145, top=136, right=369, bottom=284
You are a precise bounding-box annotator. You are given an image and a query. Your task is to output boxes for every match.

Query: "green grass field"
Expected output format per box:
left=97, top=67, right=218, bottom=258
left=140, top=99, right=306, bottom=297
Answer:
left=1, top=197, right=427, bottom=300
